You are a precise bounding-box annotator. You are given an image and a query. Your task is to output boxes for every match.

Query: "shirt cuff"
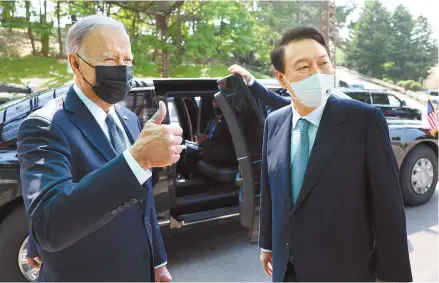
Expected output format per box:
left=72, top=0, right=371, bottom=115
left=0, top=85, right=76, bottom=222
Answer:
left=261, top=248, right=272, bottom=252
left=154, top=261, right=167, bottom=268
left=122, top=149, right=152, bottom=185
left=248, top=76, right=256, bottom=86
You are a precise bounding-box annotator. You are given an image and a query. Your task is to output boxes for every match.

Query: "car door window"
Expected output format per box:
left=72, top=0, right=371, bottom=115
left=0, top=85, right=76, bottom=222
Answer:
left=346, top=92, right=371, bottom=104
left=387, top=94, right=401, bottom=107
left=371, top=93, right=390, bottom=105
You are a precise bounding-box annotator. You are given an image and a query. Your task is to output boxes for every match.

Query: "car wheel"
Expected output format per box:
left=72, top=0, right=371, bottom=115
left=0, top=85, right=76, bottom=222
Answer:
left=400, top=145, right=438, bottom=206
left=0, top=205, right=38, bottom=282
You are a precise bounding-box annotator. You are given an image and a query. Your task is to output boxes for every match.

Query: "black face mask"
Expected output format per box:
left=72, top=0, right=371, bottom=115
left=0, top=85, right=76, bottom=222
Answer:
left=76, top=53, right=133, bottom=104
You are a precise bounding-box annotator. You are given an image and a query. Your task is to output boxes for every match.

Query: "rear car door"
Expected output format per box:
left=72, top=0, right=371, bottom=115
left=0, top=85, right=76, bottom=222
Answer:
left=215, top=75, right=265, bottom=241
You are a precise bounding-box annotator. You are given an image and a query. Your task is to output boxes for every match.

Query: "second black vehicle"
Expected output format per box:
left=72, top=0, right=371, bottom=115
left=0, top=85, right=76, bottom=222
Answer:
left=0, top=76, right=437, bottom=281
left=339, top=88, right=423, bottom=120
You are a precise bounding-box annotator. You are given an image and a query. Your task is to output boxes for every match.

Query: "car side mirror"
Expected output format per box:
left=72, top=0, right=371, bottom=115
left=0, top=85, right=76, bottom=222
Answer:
left=401, top=100, right=406, bottom=107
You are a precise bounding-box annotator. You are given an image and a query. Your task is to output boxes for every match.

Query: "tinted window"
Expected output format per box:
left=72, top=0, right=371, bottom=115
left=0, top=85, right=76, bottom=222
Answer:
left=123, top=89, right=157, bottom=125
left=346, top=92, right=371, bottom=104
left=387, top=94, right=401, bottom=106
left=430, top=91, right=439, bottom=97
left=217, top=76, right=263, bottom=156
left=371, top=93, right=390, bottom=105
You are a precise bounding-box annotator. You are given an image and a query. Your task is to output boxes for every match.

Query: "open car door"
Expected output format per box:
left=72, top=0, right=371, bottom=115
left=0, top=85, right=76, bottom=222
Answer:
left=215, top=75, right=265, bottom=241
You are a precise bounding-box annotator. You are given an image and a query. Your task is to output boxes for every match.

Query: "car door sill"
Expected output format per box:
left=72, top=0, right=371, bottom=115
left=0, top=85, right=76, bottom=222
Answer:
left=173, top=206, right=240, bottom=227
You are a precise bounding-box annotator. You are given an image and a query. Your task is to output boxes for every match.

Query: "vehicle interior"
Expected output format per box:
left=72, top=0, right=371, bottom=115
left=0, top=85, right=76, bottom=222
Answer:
left=152, top=79, right=274, bottom=224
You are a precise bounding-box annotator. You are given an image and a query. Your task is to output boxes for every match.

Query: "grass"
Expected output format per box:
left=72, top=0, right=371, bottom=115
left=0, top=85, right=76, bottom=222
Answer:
left=1, top=56, right=272, bottom=90
left=0, top=56, right=72, bottom=89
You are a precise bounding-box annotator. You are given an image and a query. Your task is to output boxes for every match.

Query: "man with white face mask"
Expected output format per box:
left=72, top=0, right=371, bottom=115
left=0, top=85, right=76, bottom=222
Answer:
left=232, top=27, right=412, bottom=282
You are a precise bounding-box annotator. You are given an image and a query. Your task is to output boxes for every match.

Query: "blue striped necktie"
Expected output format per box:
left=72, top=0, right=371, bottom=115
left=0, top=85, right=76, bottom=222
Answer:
left=291, top=119, right=310, bottom=204
left=105, top=114, right=127, bottom=155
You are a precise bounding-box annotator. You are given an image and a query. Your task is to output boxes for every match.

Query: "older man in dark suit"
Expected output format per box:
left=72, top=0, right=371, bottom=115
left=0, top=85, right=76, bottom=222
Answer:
left=18, top=15, right=182, bottom=282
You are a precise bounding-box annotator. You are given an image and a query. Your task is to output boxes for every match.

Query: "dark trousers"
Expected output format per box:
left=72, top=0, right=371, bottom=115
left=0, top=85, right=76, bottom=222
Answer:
left=283, top=262, right=298, bottom=282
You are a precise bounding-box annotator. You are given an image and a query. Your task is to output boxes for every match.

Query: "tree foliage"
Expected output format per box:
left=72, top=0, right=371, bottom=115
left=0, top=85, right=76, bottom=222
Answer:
left=0, top=0, right=436, bottom=81
left=345, top=0, right=437, bottom=82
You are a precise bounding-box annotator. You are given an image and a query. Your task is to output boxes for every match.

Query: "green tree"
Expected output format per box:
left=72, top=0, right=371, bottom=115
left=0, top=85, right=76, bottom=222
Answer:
left=385, top=4, right=414, bottom=80
left=411, top=15, right=438, bottom=80
left=345, top=1, right=392, bottom=78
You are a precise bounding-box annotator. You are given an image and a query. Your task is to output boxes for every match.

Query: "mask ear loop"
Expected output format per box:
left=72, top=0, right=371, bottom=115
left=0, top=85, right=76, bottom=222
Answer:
left=75, top=53, right=95, bottom=87
left=76, top=53, right=95, bottom=68
left=281, top=74, right=300, bottom=103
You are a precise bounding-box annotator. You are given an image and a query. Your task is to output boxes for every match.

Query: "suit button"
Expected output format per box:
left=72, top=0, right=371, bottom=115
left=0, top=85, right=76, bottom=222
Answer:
left=117, top=205, right=124, bottom=212
left=130, top=198, right=137, bottom=204
left=285, top=242, right=290, bottom=248
left=110, top=209, right=117, bottom=215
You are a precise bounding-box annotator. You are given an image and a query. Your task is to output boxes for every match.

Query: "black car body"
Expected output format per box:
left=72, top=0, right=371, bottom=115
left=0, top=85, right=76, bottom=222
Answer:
left=339, top=88, right=423, bottom=120
left=0, top=77, right=437, bottom=281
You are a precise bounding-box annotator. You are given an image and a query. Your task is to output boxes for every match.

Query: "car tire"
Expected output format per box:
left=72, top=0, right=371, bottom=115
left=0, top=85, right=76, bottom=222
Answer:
left=400, top=145, right=438, bottom=206
left=0, top=204, right=31, bottom=281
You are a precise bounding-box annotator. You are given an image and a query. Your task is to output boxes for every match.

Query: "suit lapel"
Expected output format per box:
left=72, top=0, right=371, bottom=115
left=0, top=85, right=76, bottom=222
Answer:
left=63, top=87, right=116, bottom=162
left=292, top=96, right=347, bottom=214
left=115, top=104, right=139, bottom=143
left=273, top=107, right=294, bottom=215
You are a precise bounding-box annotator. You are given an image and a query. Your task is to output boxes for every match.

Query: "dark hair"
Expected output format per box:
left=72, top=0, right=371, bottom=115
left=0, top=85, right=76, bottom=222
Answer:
left=270, top=26, right=330, bottom=73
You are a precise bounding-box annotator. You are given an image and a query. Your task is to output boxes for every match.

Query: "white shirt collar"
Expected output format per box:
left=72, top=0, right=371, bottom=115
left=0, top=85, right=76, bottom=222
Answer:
left=73, top=84, right=117, bottom=126
left=291, top=95, right=329, bottom=130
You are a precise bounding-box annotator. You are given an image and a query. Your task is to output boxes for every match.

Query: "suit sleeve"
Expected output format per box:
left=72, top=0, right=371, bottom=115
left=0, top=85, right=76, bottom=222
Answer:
left=17, top=116, right=148, bottom=252
left=365, top=108, right=412, bottom=282
left=259, top=118, right=272, bottom=251
left=26, top=229, right=39, bottom=258
left=136, top=118, right=167, bottom=268
left=147, top=179, right=167, bottom=268
left=249, top=80, right=291, bottom=111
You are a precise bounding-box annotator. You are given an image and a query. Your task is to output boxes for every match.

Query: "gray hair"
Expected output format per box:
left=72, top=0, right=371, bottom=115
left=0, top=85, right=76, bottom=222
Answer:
left=66, top=14, right=129, bottom=56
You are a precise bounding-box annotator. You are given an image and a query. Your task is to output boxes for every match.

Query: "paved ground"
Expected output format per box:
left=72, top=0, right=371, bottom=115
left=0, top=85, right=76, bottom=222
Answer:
left=164, top=187, right=438, bottom=282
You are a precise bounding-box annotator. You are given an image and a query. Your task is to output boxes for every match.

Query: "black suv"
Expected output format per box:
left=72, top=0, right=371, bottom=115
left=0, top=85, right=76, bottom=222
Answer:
left=339, top=88, right=422, bottom=120
left=0, top=77, right=437, bottom=281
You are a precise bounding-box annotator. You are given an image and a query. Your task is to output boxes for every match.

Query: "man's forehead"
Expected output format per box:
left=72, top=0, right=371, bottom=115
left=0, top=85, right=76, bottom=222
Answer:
left=284, top=39, right=328, bottom=63
left=82, top=26, right=131, bottom=52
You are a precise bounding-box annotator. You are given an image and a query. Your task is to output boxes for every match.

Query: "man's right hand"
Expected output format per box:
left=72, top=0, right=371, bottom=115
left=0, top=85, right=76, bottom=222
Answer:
left=260, top=250, right=273, bottom=277
left=130, top=101, right=183, bottom=170
left=228, top=64, right=255, bottom=84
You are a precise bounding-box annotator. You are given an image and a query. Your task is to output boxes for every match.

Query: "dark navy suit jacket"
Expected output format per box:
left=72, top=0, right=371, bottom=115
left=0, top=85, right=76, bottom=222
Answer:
left=251, top=81, right=412, bottom=282
left=18, top=86, right=166, bottom=281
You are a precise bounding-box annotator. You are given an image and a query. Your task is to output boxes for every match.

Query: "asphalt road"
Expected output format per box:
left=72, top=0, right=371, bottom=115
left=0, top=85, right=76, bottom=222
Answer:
left=164, top=186, right=438, bottom=282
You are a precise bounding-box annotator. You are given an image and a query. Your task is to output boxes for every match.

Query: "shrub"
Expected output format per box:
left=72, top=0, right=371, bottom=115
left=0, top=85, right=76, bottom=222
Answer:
left=382, top=77, right=394, bottom=84
left=409, top=82, right=422, bottom=91
left=396, top=80, right=406, bottom=87
left=403, top=80, right=415, bottom=90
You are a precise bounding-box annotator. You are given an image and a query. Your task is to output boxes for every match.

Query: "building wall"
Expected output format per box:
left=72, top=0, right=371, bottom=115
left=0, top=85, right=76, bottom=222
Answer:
left=423, top=65, right=439, bottom=90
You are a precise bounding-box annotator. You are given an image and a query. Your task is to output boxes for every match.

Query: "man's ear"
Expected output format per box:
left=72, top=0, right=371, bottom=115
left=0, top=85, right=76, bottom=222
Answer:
left=275, top=70, right=287, bottom=89
left=68, top=53, right=80, bottom=73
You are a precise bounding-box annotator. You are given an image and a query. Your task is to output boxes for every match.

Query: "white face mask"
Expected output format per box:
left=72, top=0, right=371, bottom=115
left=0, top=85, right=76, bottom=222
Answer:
left=284, top=73, right=335, bottom=108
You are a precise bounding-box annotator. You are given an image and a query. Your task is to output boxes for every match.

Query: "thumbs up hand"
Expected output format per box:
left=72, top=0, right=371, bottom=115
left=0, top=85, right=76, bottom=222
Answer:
left=130, top=101, right=184, bottom=170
